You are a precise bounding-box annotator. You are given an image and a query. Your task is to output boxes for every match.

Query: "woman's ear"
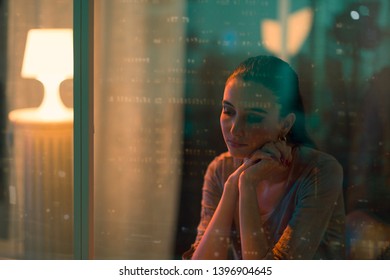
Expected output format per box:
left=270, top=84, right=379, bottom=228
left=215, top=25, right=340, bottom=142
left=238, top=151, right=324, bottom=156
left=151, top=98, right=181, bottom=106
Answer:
left=281, top=113, right=296, bottom=135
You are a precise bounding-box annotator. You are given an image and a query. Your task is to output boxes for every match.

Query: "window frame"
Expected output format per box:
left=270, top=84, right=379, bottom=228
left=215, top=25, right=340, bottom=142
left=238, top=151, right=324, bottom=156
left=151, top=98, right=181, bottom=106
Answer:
left=73, top=0, right=94, bottom=260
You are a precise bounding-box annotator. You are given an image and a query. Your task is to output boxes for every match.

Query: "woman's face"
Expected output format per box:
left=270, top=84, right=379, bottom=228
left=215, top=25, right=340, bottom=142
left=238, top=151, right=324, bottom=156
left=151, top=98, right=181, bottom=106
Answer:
left=220, top=78, right=285, bottom=159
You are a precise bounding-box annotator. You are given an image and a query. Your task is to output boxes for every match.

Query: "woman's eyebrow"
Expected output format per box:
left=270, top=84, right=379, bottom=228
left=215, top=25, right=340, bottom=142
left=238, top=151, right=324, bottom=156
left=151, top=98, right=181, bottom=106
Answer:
left=222, top=100, right=268, bottom=113
left=222, top=100, right=235, bottom=107
left=248, top=108, right=267, bottom=114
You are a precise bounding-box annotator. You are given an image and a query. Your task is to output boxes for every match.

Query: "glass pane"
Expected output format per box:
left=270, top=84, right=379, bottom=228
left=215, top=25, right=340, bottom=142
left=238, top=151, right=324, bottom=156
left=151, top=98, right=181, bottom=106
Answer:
left=94, top=0, right=390, bottom=260
left=0, top=0, right=73, bottom=259
left=94, top=0, right=186, bottom=259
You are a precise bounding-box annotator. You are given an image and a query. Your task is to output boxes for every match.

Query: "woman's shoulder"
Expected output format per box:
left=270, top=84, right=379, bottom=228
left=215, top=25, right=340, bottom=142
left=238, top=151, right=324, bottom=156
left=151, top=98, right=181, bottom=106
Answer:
left=296, top=146, right=342, bottom=168
left=201, top=152, right=236, bottom=189
left=288, top=146, right=344, bottom=206
left=206, top=151, right=241, bottom=175
left=209, top=151, right=240, bottom=166
left=214, top=151, right=233, bottom=161
left=294, top=145, right=343, bottom=182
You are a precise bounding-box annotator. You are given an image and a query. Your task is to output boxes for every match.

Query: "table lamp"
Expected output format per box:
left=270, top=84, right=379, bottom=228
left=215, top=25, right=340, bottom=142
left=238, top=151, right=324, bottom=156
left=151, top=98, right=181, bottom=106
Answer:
left=15, top=28, right=73, bottom=122
left=261, top=7, right=313, bottom=62
left=8, top=28, right=74, bottom=259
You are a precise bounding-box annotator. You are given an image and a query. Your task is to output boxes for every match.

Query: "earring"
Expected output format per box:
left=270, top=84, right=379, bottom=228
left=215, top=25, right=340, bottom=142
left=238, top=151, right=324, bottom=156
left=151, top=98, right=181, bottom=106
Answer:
left=278, top=135, right=287, bottom=142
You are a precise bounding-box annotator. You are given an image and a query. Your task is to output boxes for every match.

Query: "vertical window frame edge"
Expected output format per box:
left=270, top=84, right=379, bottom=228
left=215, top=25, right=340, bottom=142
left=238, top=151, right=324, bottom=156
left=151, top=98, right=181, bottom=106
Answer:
left=74, top=0, right=94, bottom=260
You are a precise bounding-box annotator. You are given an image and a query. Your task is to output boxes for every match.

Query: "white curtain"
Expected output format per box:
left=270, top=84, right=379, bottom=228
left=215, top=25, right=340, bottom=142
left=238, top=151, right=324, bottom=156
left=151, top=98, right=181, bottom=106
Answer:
left=94, top=0, right=186, bottom=259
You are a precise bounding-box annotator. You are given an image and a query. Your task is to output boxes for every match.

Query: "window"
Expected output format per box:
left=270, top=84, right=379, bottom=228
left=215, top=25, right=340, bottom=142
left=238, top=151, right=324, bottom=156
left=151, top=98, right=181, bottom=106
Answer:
left=1, top=0, right=389, bottom=260
left=0, top=0, right=73, bottom=259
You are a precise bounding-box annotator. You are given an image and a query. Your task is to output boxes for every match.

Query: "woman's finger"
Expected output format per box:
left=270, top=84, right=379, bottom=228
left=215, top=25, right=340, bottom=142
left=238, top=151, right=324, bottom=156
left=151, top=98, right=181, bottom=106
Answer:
left=274, top=141, right=292, bottom=165
left=260, top=142, right=282, bottom=161
left=241, top=150, right=273, bottom=170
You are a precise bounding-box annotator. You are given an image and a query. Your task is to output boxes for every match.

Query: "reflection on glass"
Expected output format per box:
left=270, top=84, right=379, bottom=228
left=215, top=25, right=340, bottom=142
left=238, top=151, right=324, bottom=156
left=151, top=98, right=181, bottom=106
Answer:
left=95, top=0, right=390, bottom=260
left=261, top=7, right=313, bottom=61
left=93, top=0, right=186, bottom=259
left=0, top=0, right=73, bottom=259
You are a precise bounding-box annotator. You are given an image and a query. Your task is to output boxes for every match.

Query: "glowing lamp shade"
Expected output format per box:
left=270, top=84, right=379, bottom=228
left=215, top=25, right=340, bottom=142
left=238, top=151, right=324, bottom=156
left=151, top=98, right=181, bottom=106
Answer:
left=261, top=8, right=313, bottom=61
left=21, top=29, right=73, bottom=120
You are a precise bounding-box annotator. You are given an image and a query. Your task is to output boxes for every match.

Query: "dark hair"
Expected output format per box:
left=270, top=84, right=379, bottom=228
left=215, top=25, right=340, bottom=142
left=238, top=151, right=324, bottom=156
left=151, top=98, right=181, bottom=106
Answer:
left=227, top=55, right=316, bottom=148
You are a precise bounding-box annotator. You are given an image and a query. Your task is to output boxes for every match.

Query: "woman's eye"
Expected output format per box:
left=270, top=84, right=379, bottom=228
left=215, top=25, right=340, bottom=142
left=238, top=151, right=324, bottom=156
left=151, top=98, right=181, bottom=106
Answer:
left=222, top=107, right=234, bottom=116
left=247, top=114, right=264, bottom=124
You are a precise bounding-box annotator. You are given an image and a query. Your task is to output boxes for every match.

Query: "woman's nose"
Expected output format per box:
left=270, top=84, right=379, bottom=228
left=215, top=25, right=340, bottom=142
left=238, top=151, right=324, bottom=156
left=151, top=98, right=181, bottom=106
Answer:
left=230, top=117, right=245, bottom=136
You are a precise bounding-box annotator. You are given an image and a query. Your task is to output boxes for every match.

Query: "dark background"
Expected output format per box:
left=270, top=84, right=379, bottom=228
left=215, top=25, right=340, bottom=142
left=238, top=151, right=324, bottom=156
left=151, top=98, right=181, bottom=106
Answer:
left=174, top=0, right=390, bottom=259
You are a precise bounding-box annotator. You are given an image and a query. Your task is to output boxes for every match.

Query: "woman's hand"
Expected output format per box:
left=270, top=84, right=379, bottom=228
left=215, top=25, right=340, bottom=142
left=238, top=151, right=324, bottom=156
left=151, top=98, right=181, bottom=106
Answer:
left=238, top=141, right=292, bottom=189
left=236, top=141, right=293, bottom=259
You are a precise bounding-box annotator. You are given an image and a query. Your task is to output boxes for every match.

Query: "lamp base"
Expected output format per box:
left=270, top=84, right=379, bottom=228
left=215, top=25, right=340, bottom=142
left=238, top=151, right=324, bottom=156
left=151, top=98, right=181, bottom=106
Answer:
left=9, top=108, right=73, bottom=259
left=9, top=107, right=73, bottom=125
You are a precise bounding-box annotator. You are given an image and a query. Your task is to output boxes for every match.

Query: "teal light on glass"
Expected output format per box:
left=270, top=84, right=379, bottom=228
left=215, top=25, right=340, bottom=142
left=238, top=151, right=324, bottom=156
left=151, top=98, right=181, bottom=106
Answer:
left=73, top=0, right=94, bottom=260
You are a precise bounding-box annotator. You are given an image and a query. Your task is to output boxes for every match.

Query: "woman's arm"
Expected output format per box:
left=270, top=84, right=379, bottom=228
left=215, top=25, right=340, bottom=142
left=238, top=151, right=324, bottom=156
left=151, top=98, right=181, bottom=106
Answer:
left=239, top=179, right=270, bottom=259
left=234, top=142, right=291, bottom=259
left=191, top=178, right=238, bottom=259
left=238, top=153, right=344, bottom=259
left=191, top=156, right=254, bottom=260
left=238, top=156, right=289, bottom=259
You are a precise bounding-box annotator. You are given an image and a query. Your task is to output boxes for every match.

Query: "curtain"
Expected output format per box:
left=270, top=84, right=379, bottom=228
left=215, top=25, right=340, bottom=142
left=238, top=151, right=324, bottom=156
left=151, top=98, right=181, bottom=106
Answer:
left=93, top=0, right=186, bottom=259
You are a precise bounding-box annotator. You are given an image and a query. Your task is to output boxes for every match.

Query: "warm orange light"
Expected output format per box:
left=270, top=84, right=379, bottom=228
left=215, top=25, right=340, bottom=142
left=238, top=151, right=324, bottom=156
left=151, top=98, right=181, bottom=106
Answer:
left=20, top=28, right=73, bottom=121
left=261, top=8, right=313, bottom=60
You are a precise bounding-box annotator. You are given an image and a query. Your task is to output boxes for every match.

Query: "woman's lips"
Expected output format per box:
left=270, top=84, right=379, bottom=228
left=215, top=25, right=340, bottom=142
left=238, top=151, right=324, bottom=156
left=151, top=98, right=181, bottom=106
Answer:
left=227, top=139, right=248, bottom=148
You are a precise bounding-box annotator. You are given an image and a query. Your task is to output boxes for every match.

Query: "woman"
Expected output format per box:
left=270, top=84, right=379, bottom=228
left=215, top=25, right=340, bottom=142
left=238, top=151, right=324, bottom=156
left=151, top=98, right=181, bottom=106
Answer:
left=183, top=55, right=345, bottom=260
